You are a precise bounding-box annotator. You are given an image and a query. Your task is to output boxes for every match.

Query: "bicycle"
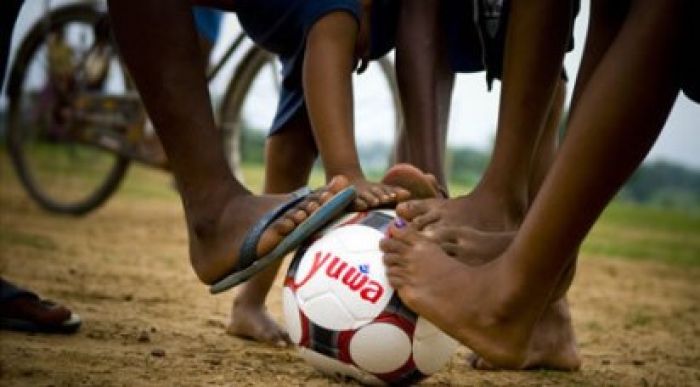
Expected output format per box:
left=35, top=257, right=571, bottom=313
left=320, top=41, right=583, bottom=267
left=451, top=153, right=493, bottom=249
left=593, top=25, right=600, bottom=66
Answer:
left=5, top=1, right=402, bottom=215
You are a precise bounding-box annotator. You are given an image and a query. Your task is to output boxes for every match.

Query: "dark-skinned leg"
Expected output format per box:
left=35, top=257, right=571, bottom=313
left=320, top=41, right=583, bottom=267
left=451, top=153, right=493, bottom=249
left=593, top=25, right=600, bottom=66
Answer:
left=394, top=0, right=453, bottom=188
left=474, top=2, right=628, bottom=368
left=228, top=112, right=317, bottom=346
left=381, top=0, right=683, bottom=369
left=106, top=0, right=350, bottom=284
left=303, top=11, right=410, bottom=211
left=397, top=0, right=573, bottom=233
left=569, top=0, right=629, bottom=114
left=470, top=78, right=581, bottom=371
left=470, top=1, right=627, bottom=370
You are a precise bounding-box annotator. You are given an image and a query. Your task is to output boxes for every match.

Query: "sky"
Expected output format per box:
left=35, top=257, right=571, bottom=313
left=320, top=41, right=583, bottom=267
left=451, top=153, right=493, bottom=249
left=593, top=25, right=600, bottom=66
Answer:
left=5, top=0, right=699, bottom=169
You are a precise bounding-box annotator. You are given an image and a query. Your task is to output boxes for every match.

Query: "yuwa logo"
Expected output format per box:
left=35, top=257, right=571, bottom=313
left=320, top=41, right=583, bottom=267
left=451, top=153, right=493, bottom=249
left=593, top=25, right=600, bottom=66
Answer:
left=293, top=251, right=384, bottom=304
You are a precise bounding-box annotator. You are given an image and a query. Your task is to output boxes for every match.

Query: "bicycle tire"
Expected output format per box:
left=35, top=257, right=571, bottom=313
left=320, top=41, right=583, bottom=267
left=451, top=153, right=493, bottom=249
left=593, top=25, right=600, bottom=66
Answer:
left=6, top=4, right=130, bottom=216
left=218, top=45, right=403, bottom=185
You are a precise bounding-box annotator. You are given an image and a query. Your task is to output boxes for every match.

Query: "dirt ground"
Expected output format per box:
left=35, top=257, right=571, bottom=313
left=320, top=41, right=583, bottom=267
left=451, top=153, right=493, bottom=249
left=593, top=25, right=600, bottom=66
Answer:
left=1, top=166, right=699, bottom=386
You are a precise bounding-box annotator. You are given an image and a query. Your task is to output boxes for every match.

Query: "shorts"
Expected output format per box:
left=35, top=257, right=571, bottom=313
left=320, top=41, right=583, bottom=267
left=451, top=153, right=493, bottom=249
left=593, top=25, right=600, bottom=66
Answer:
left=444, top=0, right=580, bottom=89
left=235, top=0, right=399, bottom=134
left=681, top=2, right=699, bottom=103
left=193, top=7, right=223, bottom=44
left=234, top=0, right=581, bottom=135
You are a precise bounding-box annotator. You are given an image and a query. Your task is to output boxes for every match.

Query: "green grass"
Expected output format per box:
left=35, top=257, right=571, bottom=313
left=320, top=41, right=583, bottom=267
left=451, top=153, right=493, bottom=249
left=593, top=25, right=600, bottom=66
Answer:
left=100, top=163, right=700, bottom=267
left=0, top=228, right=57, bottom=251
left=581, top=201, right=700, bottom=266
left=4, top=147, right=699, bottom=267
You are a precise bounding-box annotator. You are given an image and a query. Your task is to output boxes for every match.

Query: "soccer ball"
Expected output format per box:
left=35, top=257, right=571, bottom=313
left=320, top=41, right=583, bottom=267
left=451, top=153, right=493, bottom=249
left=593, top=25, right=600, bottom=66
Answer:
left=283, top=210, right=458, bottom=385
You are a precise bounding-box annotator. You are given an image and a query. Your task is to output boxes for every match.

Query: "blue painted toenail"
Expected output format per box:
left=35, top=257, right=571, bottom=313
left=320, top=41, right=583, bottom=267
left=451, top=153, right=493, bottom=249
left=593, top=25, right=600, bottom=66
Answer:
left=394, top=218, right=406, bottom=228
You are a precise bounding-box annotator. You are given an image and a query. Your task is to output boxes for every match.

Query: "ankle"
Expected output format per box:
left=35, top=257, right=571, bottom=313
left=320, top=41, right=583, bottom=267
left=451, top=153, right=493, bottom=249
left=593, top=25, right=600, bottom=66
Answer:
left=184, top=184, right=244, bottom=240
left=233, top=296, right=265, bottom=312
left=470, top=183, right=528, bottom=225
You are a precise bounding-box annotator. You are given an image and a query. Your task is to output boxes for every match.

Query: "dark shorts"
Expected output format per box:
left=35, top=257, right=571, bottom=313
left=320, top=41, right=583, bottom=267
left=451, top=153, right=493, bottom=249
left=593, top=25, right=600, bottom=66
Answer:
left=681, top=2, right=699, bottom=103
left=445, top=0, right=580, bottom=89
left=234, top=0, right=580, bottom=134
left=235, top=0, right=399, bottom=134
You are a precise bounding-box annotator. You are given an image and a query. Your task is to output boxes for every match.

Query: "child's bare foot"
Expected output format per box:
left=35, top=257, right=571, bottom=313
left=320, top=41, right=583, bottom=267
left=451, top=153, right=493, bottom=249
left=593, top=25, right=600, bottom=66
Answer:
left=347, top=177, right=411, bottom=211
left=421, top=225, right=516, bottom=265
left=380, top=223, right=541, bottom=368
left=382, top=163, right=447, bottom=199
left=469, top=298, right=581, bottom=371
left=187, top=176, right=352, bottom=284
left=227, top=301, right=291, bottom=347
left=396, top=186, right=527, bottom=233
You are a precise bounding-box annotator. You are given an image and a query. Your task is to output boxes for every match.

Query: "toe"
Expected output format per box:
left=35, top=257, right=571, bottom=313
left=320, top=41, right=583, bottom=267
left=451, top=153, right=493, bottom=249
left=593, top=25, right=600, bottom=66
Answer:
left=412, top=212, right=441, bottom=230
left=396, top=200, right=433, bottom=221
left=379, top=238, right=409, bottom=255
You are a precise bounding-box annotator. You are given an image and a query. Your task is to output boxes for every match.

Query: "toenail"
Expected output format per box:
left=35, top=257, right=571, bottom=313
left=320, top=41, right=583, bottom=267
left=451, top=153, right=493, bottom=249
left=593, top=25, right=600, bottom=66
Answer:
left=394, top=218, right=406, bottom=228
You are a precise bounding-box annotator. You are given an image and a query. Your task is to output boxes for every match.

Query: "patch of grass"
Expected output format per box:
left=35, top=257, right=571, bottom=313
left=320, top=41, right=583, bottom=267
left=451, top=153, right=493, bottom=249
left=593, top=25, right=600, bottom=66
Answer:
left=118, top=166, right=178, bottom=201
left=0, top=228, right=56, bottom=251
left=2, top=145, right=698, bottom=267
left=624, top=309, right=653, bottom=330
left=582, top=202, right=700, bottom=266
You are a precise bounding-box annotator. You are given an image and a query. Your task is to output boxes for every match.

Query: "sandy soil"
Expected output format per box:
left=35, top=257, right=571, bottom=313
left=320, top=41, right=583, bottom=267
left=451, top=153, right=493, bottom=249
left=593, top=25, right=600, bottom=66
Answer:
left=1, top=167, right=699, bottom=386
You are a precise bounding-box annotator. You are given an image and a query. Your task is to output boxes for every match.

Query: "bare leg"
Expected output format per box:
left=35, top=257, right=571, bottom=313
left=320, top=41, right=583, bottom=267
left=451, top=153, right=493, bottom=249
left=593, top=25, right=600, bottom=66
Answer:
left=228, top=113, right=317, bottom=346
left=303, top=12, right=410, bottom=210
left=394, top=0, right=453, bottom=187
left=382, top=0, right=683, bottom=368
left=569, top=1, right=629, bottom=114
left=396, top=0, right=573, bottom=232
left=107, top=0, right=351, bottom=284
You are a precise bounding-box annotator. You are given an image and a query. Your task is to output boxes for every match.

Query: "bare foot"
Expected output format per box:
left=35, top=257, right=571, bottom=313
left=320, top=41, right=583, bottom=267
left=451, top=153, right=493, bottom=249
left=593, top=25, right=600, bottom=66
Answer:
left=380, top=223, right=541, bottom=368
left=227, top=301, right=291, bottom=347
left=470, top=298, right=581, bottom=371
left=347, top=177, right=411, bottom=211
left=188, top=176, right=352, bottom=284
left=382, top=163, right=447, bottom=199
left=396, top=187, right=527, bottom=232
left=423, top=223, right=579, bottom=371
left=421, top=225, right=516, bottom=265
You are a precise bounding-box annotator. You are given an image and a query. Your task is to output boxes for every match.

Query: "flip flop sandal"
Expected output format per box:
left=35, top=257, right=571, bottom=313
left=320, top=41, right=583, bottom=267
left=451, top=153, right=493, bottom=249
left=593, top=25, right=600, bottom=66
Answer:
left=0, top=279, right=82, bottom=334
left=209, top=185, right=356, bottom=294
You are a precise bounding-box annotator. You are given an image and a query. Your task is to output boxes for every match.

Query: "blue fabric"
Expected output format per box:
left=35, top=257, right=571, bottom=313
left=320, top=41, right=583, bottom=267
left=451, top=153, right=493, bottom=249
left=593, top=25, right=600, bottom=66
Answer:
left=235, top=0, right=399, bottom=135
left=236, top=0, right=581, bottom=135
left=193, top=6, right=223, bottom=43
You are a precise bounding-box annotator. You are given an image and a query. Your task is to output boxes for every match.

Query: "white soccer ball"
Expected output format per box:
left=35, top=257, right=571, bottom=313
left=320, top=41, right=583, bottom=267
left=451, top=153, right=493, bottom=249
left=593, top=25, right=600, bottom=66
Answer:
left=283, top=210, right=458, bottom=385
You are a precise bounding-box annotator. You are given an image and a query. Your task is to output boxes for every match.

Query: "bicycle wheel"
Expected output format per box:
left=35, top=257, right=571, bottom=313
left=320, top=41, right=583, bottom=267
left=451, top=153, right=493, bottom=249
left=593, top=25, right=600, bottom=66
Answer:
left=218, top=45, right=402, bottom=186
left=6, top=4, right=130, bottom=215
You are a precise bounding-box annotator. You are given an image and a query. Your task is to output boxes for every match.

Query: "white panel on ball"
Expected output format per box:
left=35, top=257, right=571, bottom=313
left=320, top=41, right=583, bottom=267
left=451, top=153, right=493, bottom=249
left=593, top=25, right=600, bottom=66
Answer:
left=293, top=225, right=394, bottom=330
left=283, top=210, right=458, bottom=385
left=282, top=287, right=303, bottom=345
left=298, top=348, right=385, bottom=386
left=349, top=323, right=412, bottom=374
left=300, top=293, right=355, bottom=331
left=413, top=317, right=459, bottom=374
